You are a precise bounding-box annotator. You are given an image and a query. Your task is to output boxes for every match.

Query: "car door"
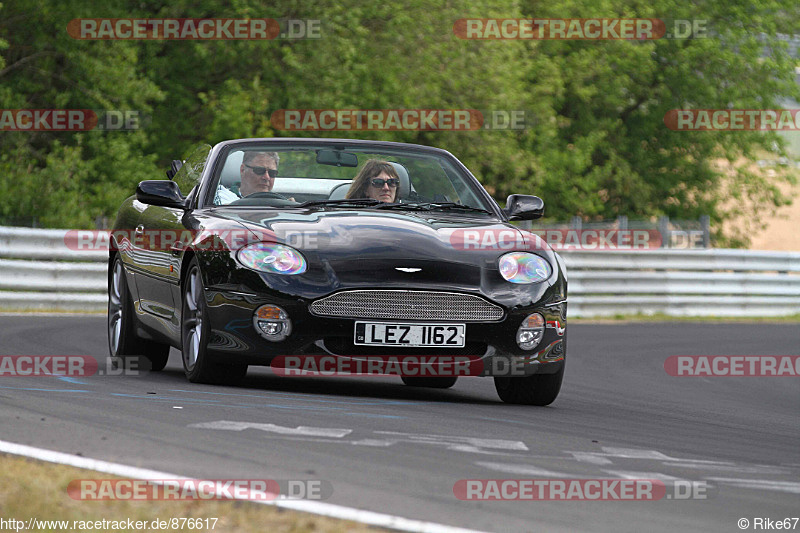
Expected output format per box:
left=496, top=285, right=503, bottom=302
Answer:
left=133, top=144, right=211, bottom=337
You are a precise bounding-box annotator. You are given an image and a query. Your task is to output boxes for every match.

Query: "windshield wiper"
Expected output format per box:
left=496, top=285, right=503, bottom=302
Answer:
left=296, top=199, right=493, bottom=215
left=379, top=202, right=493, bottom=215
left=374, top=202, right=430, bottom=211
left=297, top=198, right=382, bottom=208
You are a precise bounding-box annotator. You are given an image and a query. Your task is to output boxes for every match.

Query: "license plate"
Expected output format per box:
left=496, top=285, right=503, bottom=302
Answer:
left=354, top=322, right=466, bottom=347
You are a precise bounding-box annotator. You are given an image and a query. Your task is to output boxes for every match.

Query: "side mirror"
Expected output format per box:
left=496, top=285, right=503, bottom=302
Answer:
left=504, top=194, right=544, bottom=220
left=166, top=159, right=184, bottom=180
left=136, top=180, right=186, bottom=209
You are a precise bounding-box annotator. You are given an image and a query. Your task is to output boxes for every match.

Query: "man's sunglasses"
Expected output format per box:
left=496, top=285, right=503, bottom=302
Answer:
left=369, top=178, right=399, bottom=188
left=245, top=165, right=278, bottom=179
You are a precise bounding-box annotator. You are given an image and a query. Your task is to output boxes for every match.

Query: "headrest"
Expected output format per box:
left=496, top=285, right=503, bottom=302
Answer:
left=220, top=151, right=244, bottom=187
left=328, top=182, right=351, bottom=200
left=389, top=162, right=410, bottom=200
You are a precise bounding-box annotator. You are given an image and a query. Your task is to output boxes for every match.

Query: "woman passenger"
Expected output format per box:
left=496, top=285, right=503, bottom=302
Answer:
left=345, top=159, right=400, bottom=203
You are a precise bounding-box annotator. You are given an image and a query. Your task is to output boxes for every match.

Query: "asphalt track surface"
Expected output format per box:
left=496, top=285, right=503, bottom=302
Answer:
left=0, top=316, right=797, bottom=532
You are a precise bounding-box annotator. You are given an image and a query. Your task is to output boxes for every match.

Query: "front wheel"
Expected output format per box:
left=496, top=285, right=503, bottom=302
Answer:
left=494, top=363, right=564, bottom=405
left=107, top=255, right=170, bottom=371
left=181, top=258, right=246, bottom=384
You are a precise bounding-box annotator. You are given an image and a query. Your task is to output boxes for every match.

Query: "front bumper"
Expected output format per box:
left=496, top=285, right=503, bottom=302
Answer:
left=202, top=287, right=566, bottom=377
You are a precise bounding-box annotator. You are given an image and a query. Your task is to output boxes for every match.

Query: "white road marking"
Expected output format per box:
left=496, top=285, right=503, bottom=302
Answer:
left=187, top=423, right=526, bottom=454
left=600, top=447, right=675, bottom=460
left=659, top=458, right=736, bottom=465
left=374, top=431, right=528, bottom=454
left=569, top=447, right=750, bottom=469
left=474, top=462, right=568, bottom=477
left=0, top=439, right=488, bottom=533
left=568, top=447, right=798, bottom=483
left=602, top=470, right=682, bottom=481
left=667, top=463, right=792, bottom=474
left=707, top=477, right=800, bottom=494
left=567, top=448, right=678, bottom=464
left=188, top=420, right=352, bottom=438
left=568, top=452, right=614, bottom=465
left=350, top=439, right=395, bottom=447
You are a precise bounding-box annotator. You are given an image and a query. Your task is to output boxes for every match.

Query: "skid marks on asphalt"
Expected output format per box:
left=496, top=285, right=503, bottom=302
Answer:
left=187, top=416, right=800, bottom=494
left=111, top=391, right=401, bottom=414
left=476, top=446, right=800, bottom=495
left=184, top=418, right=799, bottom=492
left=190, top=420, right=530, bottom=455
left=0, top=374, right=419, bottom=417
left=189, top=420, right=353, bottom=438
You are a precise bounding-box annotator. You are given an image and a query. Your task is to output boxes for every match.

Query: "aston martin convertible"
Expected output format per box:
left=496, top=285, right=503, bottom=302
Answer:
left=108, top=138, right=567, bottom=405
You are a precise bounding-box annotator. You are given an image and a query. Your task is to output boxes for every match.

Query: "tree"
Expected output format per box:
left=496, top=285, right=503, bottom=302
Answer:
left=0, top=0, right=163, bottom=227
left=0, top=0, right=797, bottom=246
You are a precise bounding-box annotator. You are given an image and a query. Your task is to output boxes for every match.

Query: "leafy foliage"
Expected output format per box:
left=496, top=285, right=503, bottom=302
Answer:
left=0, top=0, right=797, bottom=245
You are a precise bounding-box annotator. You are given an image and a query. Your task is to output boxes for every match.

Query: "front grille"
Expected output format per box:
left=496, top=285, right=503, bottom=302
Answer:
left=309, top=290, right=504, bottom=321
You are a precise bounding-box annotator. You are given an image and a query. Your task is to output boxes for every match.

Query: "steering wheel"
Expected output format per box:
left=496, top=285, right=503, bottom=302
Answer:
left=243, top=192, right=288, bottom=200
left=228, top=191, right=298, bottom=206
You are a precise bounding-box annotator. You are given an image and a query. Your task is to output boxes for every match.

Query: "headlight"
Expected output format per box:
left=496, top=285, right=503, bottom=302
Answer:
left=498, top=252, right=551, bottom=284
left=237, top=243, right=307, bottom=275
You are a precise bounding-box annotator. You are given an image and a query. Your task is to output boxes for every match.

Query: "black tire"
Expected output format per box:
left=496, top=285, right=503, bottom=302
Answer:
left=493, top=362, right=564, bottom=405
left=181, top=258, right=246, bottom=384
left=401, top=376, right=458, bottom=389
left=107, top=255, right=170, bottom=371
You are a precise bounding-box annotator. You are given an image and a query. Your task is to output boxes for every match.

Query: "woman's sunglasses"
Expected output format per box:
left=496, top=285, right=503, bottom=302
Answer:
left=369, top=178, right=399, bottom=188
left=245, top=165, right=278, bottom=178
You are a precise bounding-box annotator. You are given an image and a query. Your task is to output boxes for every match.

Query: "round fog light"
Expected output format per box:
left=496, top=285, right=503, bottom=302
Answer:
left=253, top=304, right=291, bottom=342
left=517, top=312, right=544, bottom=350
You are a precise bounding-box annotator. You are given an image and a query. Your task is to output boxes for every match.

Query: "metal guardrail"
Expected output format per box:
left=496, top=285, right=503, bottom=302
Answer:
left=1, top=227, right=108, bottom=312
left=1, top=226, right=799, bottom=317
left=564, top=249, right=800, bottom=317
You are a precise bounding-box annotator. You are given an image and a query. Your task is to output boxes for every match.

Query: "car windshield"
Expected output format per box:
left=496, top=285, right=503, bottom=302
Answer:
left=207, top=142, right=497, bottom=216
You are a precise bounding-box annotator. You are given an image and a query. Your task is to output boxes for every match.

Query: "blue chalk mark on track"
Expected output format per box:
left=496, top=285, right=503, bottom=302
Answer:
left=169, top=388, right=421, bottom=406
left=52, top=375, right=89, bottom=385
left=112, top=392, right=400, bottom=414
left=0, top=385, right=89, bottom=393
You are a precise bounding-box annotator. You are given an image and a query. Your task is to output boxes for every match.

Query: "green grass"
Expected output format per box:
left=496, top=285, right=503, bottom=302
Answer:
left=2, top=308, right=799, bottom=322
left=569, top=313, right=800, bottom=323
left=0, top=453, right=387, bottom=533
left=0, top=308, right=105, bottom=315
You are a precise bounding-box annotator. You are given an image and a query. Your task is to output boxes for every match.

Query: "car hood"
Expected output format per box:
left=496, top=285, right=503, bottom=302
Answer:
left=217, top=207, right=552, bottom=255
left=211, top=208, right=556, bottom=291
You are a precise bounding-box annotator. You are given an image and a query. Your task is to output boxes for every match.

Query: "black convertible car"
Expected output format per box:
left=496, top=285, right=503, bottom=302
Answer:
left=108, top=138, right=567, bottom=405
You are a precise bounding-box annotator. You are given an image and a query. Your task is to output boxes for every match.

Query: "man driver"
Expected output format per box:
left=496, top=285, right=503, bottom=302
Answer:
left=215, top=151, right=280, bottom=204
